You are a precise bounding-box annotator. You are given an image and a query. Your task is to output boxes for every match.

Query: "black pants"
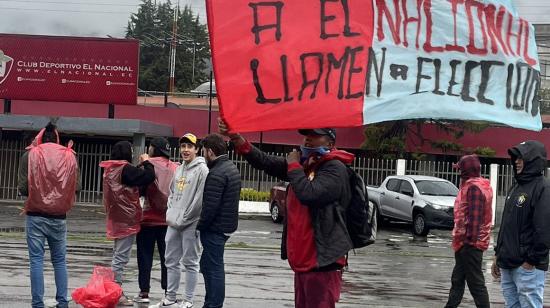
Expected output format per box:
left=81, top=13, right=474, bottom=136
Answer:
left=445, top=245, right=490, bottom=308
left=137, top=225, right=168, bottom=293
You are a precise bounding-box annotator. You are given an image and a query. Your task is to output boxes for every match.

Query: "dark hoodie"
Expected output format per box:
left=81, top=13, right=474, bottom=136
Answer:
left=236, top=140, right=354, bottom=272
left=110, top=141, right=155, bottom=188
left=495, top=140, right=550, bottom=271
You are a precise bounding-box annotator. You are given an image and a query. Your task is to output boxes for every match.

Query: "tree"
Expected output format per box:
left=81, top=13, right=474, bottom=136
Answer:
left=126, top=1, right=211, bottom=92
left=362, top=120, right=494, bottom=159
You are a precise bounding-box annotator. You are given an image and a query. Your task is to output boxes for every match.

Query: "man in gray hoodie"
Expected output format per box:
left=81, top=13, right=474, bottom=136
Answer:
left=150, top=133, right=209, bottom=308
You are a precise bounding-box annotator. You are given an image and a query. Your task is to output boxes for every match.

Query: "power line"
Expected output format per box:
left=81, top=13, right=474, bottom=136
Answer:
left=1, top=0, right=139, bottom=6
left=0, top=7, right=131, bottom=14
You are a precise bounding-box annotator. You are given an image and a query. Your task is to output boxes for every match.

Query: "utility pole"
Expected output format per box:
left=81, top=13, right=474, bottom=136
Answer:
left=168, top=0, right=179, bottom=93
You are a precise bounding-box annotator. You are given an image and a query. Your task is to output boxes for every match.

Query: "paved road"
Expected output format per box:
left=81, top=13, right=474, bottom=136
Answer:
left=1, top=202, right=550, bottom=307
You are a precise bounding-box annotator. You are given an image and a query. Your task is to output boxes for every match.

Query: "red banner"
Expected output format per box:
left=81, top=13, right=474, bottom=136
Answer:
left=207, top=0, right=374, bottom=133
left=0, top=34, right=139, bottom=105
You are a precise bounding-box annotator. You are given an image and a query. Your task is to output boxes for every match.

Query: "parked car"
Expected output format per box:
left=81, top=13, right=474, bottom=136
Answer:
left=269, top=181, right=288, bottom=223
left=367, top=175, right=458, bottom=236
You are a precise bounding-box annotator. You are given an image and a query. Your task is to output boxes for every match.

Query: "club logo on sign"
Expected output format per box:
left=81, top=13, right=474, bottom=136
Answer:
left=0, top=50, right=14, bottom=85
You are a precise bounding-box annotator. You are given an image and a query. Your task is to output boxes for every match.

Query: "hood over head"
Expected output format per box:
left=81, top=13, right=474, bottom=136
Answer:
left=508, top=140, right=547, bottom=183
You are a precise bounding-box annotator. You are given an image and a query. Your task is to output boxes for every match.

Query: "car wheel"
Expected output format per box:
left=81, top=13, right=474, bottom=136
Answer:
left=413, top=212, right=429, bottom=236
left=270, top=202, right=283, bottom=223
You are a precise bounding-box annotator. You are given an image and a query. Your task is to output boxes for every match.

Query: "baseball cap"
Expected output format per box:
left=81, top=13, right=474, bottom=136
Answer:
left=179, top=133, right=198, bottom=146
left=150, top=137, right=171, bottom=157
left=298, top=128, right=336, bottom=141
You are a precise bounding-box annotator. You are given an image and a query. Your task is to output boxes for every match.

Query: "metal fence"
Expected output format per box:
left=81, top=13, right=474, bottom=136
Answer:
left=406, top=160, right=491, bottom=190
left=0, top=138, right=518, bottom=205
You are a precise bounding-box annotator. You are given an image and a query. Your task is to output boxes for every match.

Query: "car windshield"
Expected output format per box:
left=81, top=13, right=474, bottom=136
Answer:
left=415, top=180, right=458, bottom=196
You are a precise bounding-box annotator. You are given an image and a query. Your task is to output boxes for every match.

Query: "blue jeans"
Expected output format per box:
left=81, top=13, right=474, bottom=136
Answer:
left=200, top=231, right=229, bottom=308
left=501, top=266, right=546, bottom=308
left=26, top=216, right=68, bottom=308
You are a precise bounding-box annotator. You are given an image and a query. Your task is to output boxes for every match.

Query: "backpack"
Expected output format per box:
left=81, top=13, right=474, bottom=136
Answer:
left=346, top=167, right=376, bottom=248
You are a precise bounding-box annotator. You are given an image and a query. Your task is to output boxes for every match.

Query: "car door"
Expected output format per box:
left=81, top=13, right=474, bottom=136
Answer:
left=396, top=180, right=415, bottom=222
left=380, top=178, right=402, bottom=219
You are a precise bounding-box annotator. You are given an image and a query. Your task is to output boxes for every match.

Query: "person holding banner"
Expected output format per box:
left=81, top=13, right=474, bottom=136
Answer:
left=100, top=141, right=155, bottom=306
left=445, top=155, right=492, bottom=308
left=219, top=119, right=353, bottom=308
left=18, top=122, right=79, bottom=308
left=492, top=141, right=550, bottom=308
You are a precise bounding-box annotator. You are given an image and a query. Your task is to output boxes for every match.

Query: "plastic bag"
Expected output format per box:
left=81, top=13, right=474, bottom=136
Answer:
left=72, top=266, right=122, bottom=308
left=99, top=160, right=141, bottom=239
left=142, top=157, right=179, bottom=225
left=26, top=135, right=78, bottom=216
left=147, top=157, right=179, bottom=211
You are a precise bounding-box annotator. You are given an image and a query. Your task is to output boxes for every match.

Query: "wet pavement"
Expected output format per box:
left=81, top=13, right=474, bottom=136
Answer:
left=1, top=201, right=550, bottom=307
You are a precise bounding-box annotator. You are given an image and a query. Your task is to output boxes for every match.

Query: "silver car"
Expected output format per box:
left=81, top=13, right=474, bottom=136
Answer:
left=367, top=175, right=459, bottom=235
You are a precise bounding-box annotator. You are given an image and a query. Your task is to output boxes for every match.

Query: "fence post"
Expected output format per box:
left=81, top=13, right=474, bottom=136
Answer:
left=396, top=159, right=406, bottom=176
left=132, top=133, right=146, bottom=164
left=490, top=164, right=499, bottom=226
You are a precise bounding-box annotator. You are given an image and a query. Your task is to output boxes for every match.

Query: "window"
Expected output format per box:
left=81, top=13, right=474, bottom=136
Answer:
left=415, top=180, right=459, bottom=196
left=400, top=181, right=414, bottom=195
left=386, top=179, right=400, bottom=192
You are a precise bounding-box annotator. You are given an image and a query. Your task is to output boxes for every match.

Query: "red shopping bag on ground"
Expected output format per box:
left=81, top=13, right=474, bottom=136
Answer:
left=72, top=266, right=122, bottom=308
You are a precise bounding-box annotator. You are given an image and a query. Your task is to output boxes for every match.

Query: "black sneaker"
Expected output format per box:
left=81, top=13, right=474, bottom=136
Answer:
left=133, top=291, right=150, bottom=303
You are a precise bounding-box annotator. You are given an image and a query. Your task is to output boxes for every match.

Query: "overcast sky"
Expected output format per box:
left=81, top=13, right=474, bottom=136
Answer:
left=0, top=0, right=547, bottom=38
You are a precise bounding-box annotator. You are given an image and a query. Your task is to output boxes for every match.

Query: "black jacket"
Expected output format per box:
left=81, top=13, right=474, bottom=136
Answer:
left=495, top=140, right=550, bottom=271
left=122, top=161, right=155, bottom=188
left=197, top=155, right=241, bottom=234
left=240, top=143, right=353, bottom=270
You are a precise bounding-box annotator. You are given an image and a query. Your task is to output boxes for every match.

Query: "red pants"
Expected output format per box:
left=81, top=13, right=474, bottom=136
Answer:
left=294, top=270, right=342, bottom=308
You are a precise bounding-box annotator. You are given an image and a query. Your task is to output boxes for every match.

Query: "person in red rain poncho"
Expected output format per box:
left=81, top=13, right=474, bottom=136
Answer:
left=17, top=122, right=79, bottom=308
left=133, top=137, right=179, bottom=304
left=100, top=141, right=155, bottom=306
left=445, top=154, right=493, bottom=308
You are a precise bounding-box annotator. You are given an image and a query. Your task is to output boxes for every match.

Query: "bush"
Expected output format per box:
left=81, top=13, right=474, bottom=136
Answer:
left=240, top=188, right=270, bottom=202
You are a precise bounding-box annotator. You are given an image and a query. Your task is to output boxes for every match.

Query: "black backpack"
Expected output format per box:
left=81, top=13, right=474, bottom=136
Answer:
left=346, top=167, right=376, bottom=248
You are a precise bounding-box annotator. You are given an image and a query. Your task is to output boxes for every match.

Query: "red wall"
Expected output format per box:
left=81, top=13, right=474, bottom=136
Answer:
left=407, top=124, right=550, bottom=158
left=6, top=100, right=366, bottom=148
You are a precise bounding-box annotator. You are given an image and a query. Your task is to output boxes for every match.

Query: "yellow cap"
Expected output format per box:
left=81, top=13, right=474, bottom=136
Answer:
left=179, top=133, right=197, bottom=146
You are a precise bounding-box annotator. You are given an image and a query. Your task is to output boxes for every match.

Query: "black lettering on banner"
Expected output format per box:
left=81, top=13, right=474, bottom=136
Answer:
left=280, top=55, right=294, bottom=101
left=447, top=60, right=462, bottom=97
left=249, top=2, right=284, bottom=45
left=506, top=63, right=514, bottom=108
left=530, top=72, right=541, bottom=116
left=366, top=47, right=386, bottom=97
left=346, top=46, right=364, bottom=99
left=299, top=53, right=324, bottom=100
left=389, top=64, right=408, bottom=80
left=320, top=0, right=339, bottom=39
left=526, top=70, right=539, bottom=115
left=320, top=0, right=359, bottom=40
left=326, top=48, right=350, bottom=98
left=513, top=62, right=528, bottom=110
left=521, top=64, right=532, bottom=110
left=414, top=57, right=432, bottom=94
left=477, top=60, right=505, bottom=105
left=461, top=61, right=480, bottom=102
left=432, top=59, right=444, bottom=96
left=250, top=59, right=282, bottom=104
left=342, top=0, right=360, bottom=37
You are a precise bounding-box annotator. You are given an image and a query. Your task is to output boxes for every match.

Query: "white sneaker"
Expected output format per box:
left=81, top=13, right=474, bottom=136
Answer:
left=181, top=301, right=194, bottom=308
left=149, top=299, right=179, bottom=308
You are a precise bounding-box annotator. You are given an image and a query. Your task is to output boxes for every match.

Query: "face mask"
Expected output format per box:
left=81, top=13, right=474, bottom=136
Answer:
left=300, top=145, right=330, bottom=162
